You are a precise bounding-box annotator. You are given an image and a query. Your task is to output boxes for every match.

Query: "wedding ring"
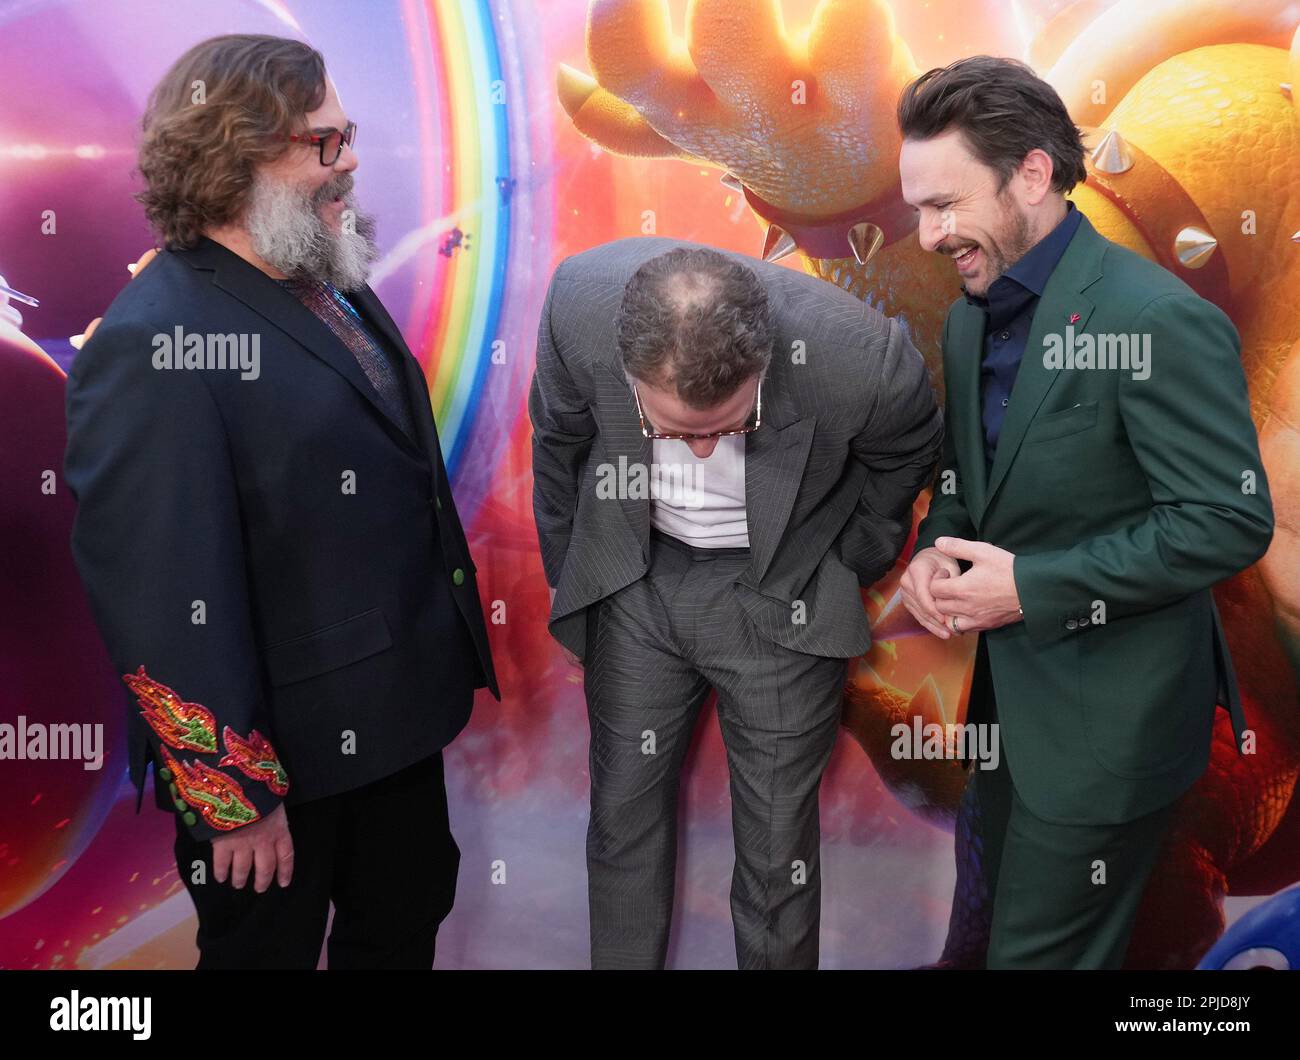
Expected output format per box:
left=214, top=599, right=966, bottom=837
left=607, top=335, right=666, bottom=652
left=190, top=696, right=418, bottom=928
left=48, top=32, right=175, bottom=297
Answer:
left=950, top=615, right=962, bottom=633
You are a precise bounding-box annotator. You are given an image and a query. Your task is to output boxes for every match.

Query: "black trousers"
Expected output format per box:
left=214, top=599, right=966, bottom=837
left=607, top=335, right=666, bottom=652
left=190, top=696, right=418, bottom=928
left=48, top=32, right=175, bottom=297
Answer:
left=173, top=752, right=459, bottom=969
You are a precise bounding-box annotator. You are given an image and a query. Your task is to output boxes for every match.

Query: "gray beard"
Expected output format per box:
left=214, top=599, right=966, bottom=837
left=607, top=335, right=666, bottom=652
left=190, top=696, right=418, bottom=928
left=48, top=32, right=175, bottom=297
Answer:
left=245, top=172, right=379, bottom=292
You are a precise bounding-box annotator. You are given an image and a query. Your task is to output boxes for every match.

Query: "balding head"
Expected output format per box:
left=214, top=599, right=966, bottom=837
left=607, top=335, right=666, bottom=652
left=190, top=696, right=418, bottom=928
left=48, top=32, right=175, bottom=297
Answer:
left=617, top=246, right=773, bottom=409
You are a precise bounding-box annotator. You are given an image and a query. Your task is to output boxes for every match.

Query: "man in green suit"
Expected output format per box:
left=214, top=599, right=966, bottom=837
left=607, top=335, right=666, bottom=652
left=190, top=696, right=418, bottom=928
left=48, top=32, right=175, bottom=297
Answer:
left=895, top=56, right=1274, bottom=968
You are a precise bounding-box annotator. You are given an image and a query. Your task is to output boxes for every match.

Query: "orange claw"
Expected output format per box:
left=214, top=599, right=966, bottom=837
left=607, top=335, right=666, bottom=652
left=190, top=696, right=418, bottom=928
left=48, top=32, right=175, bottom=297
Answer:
left=557, top=63, right=699, bottom=160
left=564, top=0, right=919, bottom=218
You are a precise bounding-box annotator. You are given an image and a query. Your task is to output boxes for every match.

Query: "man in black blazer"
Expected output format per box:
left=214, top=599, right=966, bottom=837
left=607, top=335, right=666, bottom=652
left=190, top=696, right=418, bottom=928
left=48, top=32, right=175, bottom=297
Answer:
left=64, top=34, right=496, bottom=968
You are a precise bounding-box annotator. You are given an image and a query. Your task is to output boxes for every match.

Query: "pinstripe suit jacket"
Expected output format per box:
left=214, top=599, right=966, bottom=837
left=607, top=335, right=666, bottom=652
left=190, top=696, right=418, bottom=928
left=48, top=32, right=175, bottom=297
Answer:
left=529, top=236, right=943, bottom=660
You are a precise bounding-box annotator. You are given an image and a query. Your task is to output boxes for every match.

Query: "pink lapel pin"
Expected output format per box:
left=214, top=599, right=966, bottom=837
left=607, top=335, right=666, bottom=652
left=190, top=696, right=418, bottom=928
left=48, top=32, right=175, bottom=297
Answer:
left=1069, top=312, right=1081, bottom=323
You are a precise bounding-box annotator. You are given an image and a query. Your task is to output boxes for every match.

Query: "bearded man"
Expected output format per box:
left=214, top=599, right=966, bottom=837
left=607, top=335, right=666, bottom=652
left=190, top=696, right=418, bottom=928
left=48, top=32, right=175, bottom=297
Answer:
left=64, top=33, right=497, bottom=969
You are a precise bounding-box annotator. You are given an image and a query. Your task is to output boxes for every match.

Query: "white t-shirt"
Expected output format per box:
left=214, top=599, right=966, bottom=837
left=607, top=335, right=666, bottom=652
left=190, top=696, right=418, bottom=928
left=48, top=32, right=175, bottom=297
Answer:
left=649, top=434, right=749, bottom=547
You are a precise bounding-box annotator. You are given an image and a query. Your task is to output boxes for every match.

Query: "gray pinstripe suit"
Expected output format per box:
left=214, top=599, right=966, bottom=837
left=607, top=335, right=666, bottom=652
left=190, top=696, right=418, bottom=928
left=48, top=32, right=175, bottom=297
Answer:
left=529, top=237, right=942, bottom=968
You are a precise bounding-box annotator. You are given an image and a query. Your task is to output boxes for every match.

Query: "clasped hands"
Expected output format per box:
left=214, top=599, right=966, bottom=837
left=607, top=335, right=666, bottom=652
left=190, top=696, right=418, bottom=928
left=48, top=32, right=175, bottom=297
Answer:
left=900, top=537, right=1023, bottom=639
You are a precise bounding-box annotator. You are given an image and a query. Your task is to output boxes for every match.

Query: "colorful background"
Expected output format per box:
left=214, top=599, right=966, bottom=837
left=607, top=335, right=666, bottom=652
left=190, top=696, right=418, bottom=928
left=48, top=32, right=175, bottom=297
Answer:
left=1, top=0, right=1297, bottom=969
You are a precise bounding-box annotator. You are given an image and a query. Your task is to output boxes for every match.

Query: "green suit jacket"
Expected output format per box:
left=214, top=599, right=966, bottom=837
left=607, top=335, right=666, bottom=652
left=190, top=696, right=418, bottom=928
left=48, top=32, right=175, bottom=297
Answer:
left=915, top=212, right=1274, bottom=825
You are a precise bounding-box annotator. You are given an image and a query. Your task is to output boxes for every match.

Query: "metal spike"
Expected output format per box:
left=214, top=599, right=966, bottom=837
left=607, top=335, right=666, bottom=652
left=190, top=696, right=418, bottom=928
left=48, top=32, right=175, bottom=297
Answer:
left=719, top=171, right=744, bottom=192
left=847, top=221, right=885, bottom=266
left=1174, top=226, right=1218, bottom=269
left=1091, top=129, right=1134, bottom=174
left=762, top=223, right=797, bottom=263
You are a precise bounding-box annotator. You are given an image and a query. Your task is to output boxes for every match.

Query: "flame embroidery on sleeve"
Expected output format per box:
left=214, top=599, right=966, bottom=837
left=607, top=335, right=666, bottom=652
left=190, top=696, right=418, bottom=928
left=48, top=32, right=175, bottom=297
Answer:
left=122, top=666, right=218, bottom=754
left=159, top=745, right=261, bottom=831
left=219, top=726, right=290, bottom=796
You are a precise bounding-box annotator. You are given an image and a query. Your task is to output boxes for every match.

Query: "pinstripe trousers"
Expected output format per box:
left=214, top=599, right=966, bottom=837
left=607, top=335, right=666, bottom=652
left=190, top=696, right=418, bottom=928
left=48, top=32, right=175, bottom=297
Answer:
left=583, top=530, right=848, bottom=969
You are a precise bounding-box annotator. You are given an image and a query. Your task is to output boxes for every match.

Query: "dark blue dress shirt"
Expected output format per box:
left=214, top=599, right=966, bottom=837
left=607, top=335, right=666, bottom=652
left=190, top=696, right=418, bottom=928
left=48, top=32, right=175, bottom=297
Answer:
left=963, top=201, right=1083, bottom=467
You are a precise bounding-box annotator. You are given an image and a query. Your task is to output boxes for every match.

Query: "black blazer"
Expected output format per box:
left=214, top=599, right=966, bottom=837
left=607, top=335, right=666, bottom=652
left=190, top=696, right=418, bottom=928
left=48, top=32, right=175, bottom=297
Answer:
left=65, top=237, right=497, bottom=841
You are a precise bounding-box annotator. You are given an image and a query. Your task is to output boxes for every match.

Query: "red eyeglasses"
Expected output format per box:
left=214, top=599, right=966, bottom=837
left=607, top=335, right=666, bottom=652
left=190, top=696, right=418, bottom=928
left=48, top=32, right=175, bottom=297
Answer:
left=284, top=121, right=357, bottom=166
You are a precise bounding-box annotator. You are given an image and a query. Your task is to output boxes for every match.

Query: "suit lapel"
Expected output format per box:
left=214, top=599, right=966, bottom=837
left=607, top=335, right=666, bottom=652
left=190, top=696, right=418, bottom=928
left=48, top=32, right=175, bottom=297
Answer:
left=349, top=285, right=441, bottom=486
left=743, top=380, right=814, bottom=583
left=946, top=301, right=990, bottom=526
left=183, top=238, right=424, bottom=457
left=598, top=363, right=652, bottom=549
left=983, top=217, right=1104, bottom=513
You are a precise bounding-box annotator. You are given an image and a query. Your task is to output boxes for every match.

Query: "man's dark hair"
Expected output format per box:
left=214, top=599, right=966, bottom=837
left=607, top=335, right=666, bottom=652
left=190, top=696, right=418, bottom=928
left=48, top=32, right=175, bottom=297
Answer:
left=896, top=55, right=1087, bottom=194
left=617, top=246, right=773, bottom=409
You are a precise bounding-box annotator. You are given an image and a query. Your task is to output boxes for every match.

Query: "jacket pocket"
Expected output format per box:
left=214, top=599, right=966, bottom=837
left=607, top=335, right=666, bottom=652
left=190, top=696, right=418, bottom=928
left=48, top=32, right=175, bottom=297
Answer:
left=260, top=607, right=393, bottom=687
left=1022, top=401, right=1098, bottom=444
left=1076, top=595, right=1210, bottom=777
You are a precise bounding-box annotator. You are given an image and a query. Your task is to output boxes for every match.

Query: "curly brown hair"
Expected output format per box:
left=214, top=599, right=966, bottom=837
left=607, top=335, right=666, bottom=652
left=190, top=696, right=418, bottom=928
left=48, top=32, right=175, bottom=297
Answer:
left=136, top=34, right=327, bottom=248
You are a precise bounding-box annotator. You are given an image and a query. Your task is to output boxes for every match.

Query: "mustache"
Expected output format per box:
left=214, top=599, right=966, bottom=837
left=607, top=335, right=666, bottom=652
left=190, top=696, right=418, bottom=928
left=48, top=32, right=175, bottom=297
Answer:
left=312, top=175, right=355, bottom=205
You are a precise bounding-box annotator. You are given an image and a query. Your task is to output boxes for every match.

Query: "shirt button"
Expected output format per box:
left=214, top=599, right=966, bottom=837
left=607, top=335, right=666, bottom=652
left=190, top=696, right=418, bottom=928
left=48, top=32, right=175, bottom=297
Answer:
left=452, top=568, right=465, bottom=586
left=1065, top=618, right=1078, bottom=630
left=1001, top=398, right=1009, bottom=407
left=1000, top=331, right=1009, bottom=340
